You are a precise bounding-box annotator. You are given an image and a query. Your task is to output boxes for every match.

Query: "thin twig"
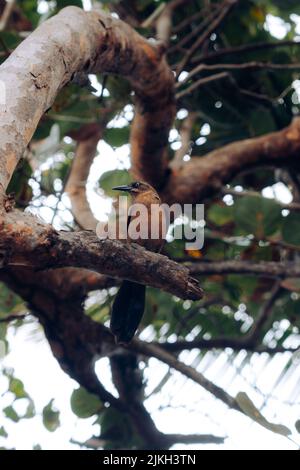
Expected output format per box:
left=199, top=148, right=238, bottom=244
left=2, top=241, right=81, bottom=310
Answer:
left=176, top=0, right=238, bottom=76
left=192, top=40, right=300, bottom=64
left=173, top=10, right=206, bottom=34
left=243, top=282, right=283, bottom=345
left=176, top=71, right=229, bottom=99
left=156, top=339, right=299, bottom=354
left=131, top=339, right=242, bottom=412
left=170, top=4, right=222, bottom=54
left=177, top=61, right=300, bottom=89
left=0, top=314, right=27, bottom=323
left=0, top=0, right=15, bottom=32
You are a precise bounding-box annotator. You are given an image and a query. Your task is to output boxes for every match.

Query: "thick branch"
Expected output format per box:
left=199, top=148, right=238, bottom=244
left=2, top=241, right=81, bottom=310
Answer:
left=0, top=210, right=203, bottom=300
left=0, top=5, right=175, bottom=203
left=162, top=117, right=300, bottom=204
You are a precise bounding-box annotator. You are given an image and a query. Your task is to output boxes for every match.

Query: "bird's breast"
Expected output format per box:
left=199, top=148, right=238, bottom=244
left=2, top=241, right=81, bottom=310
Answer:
left=128, top=194, right=167, bottom=252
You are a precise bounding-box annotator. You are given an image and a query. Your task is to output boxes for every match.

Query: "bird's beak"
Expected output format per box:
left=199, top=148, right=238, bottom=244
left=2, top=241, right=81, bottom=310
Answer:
left=112, top=185, right=132, bottom=192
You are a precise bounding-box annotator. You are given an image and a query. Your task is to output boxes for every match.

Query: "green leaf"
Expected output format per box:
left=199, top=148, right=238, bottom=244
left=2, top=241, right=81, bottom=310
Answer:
left=42, top=399, right=60, bottom=432
left=104, top=127, right=130, bottom=148
left=207, top=204, right=234, bottom=226
left=9, top=378, right=27, bottom=400
left=3, top=406, right=20, bottom=423
left=71, top=387, right=103, bottom=419
left=236, top=392, right=291, bottom=437
left=282, top=212, right=300, bottom=246
left=0, top=427, right=8, bottom=438
left=99, top=169, right=131, bottom=198
left=234, top=196, right=282, bottom=238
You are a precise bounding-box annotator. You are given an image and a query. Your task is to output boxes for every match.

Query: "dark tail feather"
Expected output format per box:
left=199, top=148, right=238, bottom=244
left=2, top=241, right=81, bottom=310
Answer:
left=110, top=281, right=146, bottom=344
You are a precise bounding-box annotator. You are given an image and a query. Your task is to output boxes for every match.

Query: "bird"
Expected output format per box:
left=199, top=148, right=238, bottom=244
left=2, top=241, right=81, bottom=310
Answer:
left=110, top=181, right=166, bottom=344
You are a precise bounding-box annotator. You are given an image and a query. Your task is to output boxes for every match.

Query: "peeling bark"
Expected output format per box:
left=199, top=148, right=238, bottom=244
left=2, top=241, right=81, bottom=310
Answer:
left=0, top=6, right=175, bottom=197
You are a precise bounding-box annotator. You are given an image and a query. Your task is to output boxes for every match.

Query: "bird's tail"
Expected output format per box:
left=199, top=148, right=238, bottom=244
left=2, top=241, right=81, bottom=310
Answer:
left=110, top=280, right=146, bottom=344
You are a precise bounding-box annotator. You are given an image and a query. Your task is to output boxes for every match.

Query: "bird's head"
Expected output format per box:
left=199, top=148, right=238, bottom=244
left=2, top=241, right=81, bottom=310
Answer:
left=112, top=181, right=155, bottom=195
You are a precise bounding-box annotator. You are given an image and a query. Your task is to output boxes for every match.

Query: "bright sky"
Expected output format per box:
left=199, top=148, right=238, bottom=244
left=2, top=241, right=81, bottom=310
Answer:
left=0, top=2, right=300, bottom=451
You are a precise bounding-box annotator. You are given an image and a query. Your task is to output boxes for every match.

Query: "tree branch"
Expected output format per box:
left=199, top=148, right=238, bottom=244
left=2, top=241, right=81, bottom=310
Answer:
left=165, top=433, right=225, bottom=445
left=162, top=117, right=300, bottom=204
left=192, top=40, right=300, bottom=64
left=2, top=266, right=291, bottom=442
left=169, top=1, right=218, bottom=53
left=176, top=0, right=238, bottom=76
left=242, top=282, right=283, bottom=346
left=65, top=123, right=103, bottom=230
left=0, top=0, right=15, bottom=32
left=187, top=260, right=300, bottom=279
left=131, top=339, right=241, bottom=412
left=145, top=0, right=190, bottom=45
left=0, top=210, right=203, bottom=300
left=0, top=266, right=219, bottom=449
left=156, top=338, right=299, bottom=354
left=177, top=61, right=300, bottom=89
left=176, top=71, right=229, bottom=100
left=0, top=5, right=175, bottom=205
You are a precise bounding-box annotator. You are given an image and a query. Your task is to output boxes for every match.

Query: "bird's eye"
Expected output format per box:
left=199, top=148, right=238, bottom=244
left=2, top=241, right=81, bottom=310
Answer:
left=132, top=182, right=140, bottom=189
